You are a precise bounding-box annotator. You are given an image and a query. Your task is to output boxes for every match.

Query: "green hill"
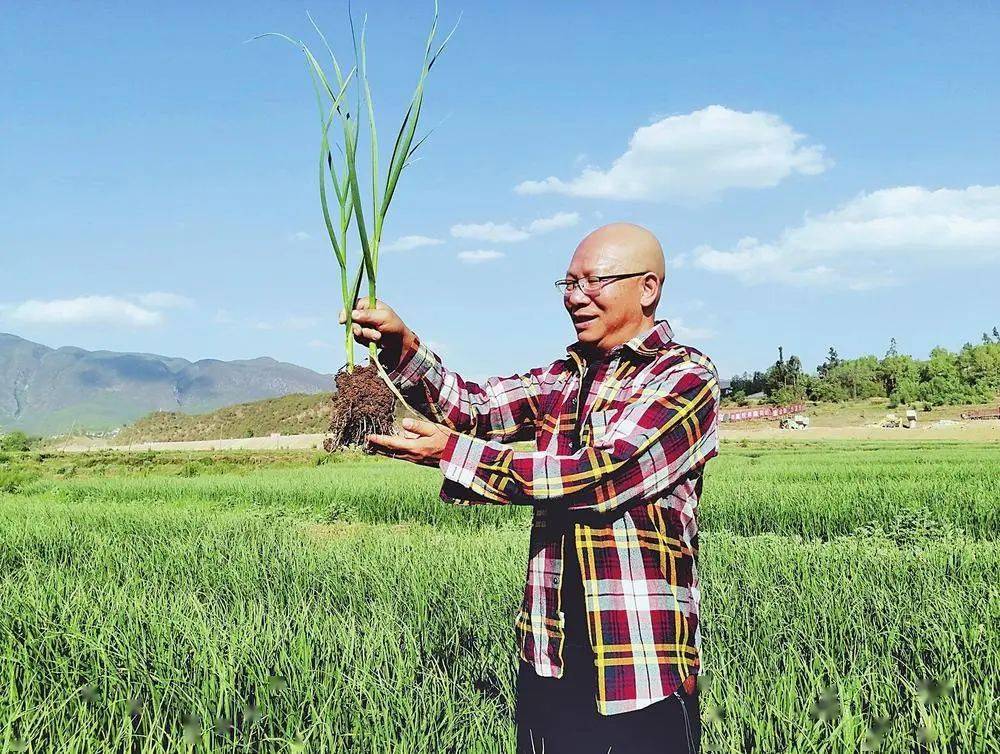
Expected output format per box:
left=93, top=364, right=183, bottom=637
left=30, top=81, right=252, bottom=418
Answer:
left=115, top=392, right=335, bottom=443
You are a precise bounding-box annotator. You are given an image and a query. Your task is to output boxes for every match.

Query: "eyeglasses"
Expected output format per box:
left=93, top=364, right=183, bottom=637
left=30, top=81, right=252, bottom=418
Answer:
left=554, top=271, right=651, bottom=295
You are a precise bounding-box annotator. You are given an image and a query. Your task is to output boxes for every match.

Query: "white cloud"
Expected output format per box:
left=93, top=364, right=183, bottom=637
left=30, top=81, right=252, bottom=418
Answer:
left=451, top=222, right=529, bottom=243
left=665, top=252, right=690, bottom=270
left=2, top=296, right=163, bottom=327
left=214, top=308, right=235, bottom=324
left=525, top=212, right=580, bottom=234
left=381, top=235, right=444, bottom=252
left=670, top=318, right=715, bottom=341
left=450, top=212, right=580, bottom=243
left=288, top=231, right=312, bottom=242
left=457, top=250, right=505, bottom=264
left=131, top=291, right=194, bottom=309
left=692, top=185, right=1000, bottom=289
left=515, top=105, right=830, bottom=203
left=307, top=339, right=332, bottom=349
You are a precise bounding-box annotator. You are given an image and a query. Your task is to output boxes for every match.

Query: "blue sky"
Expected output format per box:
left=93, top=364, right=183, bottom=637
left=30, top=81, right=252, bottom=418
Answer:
left=2, top=1, right=999, bottom=383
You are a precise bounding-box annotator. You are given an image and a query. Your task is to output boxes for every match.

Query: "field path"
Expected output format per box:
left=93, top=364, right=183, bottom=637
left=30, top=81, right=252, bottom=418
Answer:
left=48, top=419, right=1000, bottom=451
left=52, top=433, right=329, bottom=452
left=721, top=420, right=1000, bottom=441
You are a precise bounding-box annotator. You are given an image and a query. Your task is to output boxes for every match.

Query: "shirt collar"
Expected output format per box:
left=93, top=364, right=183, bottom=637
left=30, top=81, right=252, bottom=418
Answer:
left=566, top=319, right=675, bottom=364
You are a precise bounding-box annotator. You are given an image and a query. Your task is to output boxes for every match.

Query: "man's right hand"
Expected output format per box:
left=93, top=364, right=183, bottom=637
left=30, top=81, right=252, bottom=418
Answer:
left=338, top=298, right=414, bottom=369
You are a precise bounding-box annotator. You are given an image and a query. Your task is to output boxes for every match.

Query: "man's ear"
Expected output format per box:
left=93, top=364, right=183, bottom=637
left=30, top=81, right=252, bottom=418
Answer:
left=640, top=273, right=661, bottom=308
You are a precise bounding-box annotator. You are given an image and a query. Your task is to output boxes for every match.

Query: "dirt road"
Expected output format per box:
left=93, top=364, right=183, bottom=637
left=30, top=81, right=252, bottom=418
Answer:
left=52, top=433, right=328, bottom=453
left=50, top=419, right=999, bottom=453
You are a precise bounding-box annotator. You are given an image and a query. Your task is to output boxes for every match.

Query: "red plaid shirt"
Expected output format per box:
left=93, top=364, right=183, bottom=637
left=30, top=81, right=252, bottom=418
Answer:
left=384, top=319, right=720, bottom=715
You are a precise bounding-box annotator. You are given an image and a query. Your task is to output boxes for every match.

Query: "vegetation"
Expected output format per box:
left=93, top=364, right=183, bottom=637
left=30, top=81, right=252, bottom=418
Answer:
left=730, top=328, right=1000, bottom=407
left=0, top=430, right=34, bottom=452
left=113, top=393, right=334, bottom=444
left=1, top=441, right=997, bottom=751
left=255, top=6, right=457, bottom=448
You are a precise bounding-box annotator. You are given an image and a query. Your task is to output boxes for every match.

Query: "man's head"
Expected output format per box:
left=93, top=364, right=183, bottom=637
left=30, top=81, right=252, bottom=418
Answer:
left=562, top=222, right=665, bottom=355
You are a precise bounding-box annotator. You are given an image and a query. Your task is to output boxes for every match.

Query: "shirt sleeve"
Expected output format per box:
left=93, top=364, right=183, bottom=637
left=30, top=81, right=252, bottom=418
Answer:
left=380, top=332, right=553, bottom=443
left=436, top=357, right=720, bottom=514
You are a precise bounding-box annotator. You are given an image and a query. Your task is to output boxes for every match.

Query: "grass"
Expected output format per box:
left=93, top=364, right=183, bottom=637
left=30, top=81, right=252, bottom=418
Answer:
left=0, top=441, right=997, bottom=751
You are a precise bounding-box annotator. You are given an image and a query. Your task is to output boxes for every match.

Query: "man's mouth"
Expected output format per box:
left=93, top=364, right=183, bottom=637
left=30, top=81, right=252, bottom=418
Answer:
left=572, top=313, right=598, bottom=329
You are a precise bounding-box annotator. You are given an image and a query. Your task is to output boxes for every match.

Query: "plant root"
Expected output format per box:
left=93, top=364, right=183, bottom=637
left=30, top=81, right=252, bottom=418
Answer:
left=324, top=362, right=396, bottom=453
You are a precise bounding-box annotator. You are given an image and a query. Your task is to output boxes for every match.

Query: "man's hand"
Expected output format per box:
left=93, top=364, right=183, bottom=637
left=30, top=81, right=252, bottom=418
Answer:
left=366, top=418, right=452, bottom=467
left=338, top=298, right=415, bottom=370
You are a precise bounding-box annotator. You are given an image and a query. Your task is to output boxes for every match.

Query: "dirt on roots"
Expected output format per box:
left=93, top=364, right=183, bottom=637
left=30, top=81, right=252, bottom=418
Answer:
left=324, top=362, right=397, bottom=452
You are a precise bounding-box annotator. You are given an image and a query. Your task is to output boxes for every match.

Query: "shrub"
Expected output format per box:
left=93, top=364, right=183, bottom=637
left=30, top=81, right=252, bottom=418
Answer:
left=0, top=469, right=38, bottom=495
left=1, top=431, right=31, bottom=452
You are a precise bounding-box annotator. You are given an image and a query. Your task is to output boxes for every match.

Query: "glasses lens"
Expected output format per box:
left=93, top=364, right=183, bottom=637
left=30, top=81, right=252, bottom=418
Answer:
left=580, top=276, right=603, bottom=294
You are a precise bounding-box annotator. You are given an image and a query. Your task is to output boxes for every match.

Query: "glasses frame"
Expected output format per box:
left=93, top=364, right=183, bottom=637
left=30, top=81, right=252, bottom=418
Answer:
left=554, top=271, right=651, bottom=296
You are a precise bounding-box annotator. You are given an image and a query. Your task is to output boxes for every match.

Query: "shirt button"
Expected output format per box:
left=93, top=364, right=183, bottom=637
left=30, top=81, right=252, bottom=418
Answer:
left=552, top=576, right=561, bottom=586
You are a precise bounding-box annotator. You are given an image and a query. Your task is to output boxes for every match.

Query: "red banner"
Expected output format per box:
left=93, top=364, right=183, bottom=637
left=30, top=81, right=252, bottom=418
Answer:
left=720, top=403, right=806, bottom=423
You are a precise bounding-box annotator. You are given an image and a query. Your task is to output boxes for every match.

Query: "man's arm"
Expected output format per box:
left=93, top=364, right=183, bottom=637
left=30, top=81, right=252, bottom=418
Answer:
left=344, top=298, right=551, bottom=442
left=437, top=355, right=719, bottom=515
left=380, top=332, right=553, bottom=442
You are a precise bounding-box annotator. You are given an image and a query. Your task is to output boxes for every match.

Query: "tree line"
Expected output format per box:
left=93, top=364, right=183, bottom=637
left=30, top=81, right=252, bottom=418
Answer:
left=729, top=328, right=1000, bottom=407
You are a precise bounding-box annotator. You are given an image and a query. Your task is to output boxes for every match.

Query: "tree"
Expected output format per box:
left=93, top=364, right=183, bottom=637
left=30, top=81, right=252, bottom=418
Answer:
left=817, top=347, right=841, bottom=378
left=786, top=355, right=803, bottom=390
left=957, top=341, right=1000, bottom=395
left=827, top=356, right=884, bottom=400
left=879, top=349, right=920, bottom=403
left=730, top=371, right=767, bottom=396
left=919, top=347, right=991, bottom=405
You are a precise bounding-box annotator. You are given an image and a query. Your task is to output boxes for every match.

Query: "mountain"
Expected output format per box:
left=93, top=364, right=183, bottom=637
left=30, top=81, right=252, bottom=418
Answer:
left=0, top=332, right=334, bottom=435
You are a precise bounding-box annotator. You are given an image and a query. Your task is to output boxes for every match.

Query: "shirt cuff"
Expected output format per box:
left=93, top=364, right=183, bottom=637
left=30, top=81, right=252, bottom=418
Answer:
left=438, top=431, right=511, bottom=504
left=380, top=333, right=436, bottom=391
left=438, top=431, right=483, bottom=488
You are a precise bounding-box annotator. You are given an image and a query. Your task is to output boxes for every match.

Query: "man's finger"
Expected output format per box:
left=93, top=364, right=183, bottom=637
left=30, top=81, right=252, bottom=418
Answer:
left=351, top=309, right=388, bottom=326
left=354, top=297, right=386, bottom=311
left=401, top=417, right=438, bottom=437
left=365, top=433, right=416, bottom=452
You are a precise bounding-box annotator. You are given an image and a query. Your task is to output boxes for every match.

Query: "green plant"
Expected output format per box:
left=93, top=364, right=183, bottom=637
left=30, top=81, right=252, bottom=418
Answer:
left=0, top=469, right=38, bottom=494
left=254, top=4, right=456, bottom=388
left=2, top=443, right=997, bottom=750
left=1, top=431, right=31, bottom=452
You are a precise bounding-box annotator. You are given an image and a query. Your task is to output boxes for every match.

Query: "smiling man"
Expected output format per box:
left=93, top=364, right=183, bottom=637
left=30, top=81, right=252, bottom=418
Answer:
left=339, top=222, right=720, bottom=754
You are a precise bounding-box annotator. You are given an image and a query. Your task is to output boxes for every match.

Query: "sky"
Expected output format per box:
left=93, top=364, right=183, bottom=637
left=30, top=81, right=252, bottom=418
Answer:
left=2, top=1, right=999, bottom=383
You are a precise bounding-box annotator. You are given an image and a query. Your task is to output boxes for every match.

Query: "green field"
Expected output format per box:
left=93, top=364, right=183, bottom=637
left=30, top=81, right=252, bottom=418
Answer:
left=1, top=443, right=997, bottom=752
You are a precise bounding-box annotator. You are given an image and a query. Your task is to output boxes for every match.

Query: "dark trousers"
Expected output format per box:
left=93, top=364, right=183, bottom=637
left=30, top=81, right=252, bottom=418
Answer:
left=514, top=643, right=700, bottom=754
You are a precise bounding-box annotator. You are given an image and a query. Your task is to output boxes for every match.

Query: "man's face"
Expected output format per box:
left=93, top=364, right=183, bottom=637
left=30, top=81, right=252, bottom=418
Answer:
left=562, top=242, right=647, bottom=354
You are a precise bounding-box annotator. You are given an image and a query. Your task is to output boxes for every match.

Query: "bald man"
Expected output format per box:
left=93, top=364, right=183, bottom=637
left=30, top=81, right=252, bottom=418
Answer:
left=342, top=222, right=720, bottom=753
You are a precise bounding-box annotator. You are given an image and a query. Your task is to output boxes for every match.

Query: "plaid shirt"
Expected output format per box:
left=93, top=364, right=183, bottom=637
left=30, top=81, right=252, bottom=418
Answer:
left=384, top=319, right=720, bottom=715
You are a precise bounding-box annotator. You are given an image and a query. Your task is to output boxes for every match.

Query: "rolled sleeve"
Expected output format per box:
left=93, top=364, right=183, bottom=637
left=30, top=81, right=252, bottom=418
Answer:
left=380, top=335, right=437, bottom=391
left=434, top=361, right=719, bottom=514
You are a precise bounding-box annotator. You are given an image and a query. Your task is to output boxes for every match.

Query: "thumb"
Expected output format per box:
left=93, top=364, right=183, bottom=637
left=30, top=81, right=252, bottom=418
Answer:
left=401, top=417, right=436, bottom=437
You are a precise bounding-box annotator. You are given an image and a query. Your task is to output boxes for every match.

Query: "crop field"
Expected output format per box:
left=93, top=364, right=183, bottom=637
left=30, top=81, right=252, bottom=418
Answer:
left=1, top=442, right=997, bottom=753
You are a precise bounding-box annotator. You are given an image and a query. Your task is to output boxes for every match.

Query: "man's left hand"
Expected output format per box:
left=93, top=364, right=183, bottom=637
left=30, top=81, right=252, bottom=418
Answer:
left=367, top=418, right=452, bottom=467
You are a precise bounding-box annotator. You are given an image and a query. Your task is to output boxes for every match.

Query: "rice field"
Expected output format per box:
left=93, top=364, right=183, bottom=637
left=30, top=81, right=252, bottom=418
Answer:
left=1, top=441, right=997, bottom=752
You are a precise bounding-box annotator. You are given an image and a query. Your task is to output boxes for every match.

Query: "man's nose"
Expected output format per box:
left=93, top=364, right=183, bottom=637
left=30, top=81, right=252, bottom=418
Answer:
left=566, top=285, right=591, bottom=306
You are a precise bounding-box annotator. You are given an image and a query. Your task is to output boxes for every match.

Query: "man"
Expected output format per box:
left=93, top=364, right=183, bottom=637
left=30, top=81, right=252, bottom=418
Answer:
left=339, top=222, right=719, bottom=753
